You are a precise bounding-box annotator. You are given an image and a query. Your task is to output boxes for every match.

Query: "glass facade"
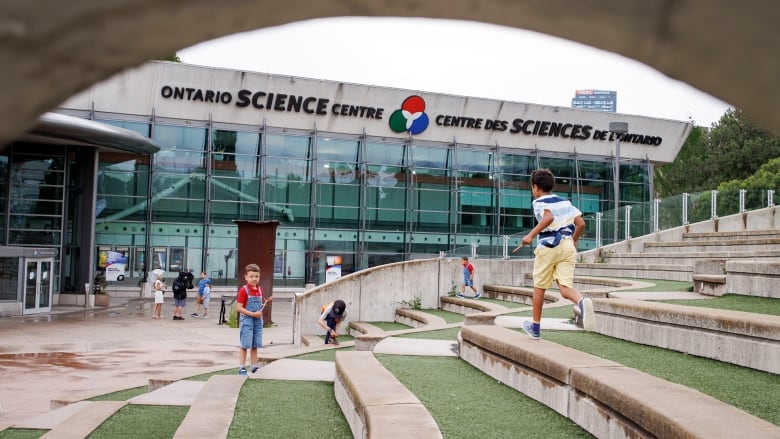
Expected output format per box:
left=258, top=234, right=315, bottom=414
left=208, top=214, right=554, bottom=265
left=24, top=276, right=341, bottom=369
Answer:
left=84, top=115, right=652, bottom=287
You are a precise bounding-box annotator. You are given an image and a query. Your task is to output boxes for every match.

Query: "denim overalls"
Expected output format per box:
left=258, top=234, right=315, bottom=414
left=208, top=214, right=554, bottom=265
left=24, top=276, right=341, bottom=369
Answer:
left=239, top=286, right=264, bottom=349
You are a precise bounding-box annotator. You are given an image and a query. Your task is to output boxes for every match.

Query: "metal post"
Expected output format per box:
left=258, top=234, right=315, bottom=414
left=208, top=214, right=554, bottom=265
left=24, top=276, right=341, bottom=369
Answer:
left=769, top=190, right=775, bottom=207
left=595, top=212, right=602, bottom=248
left=471, top=243, right=478, bottom=259
left=739, top=189, right=746, bottom=213
left=502, top=235, right=509, bottom=259
left=609, top=122, right=628, bottom=243
left=711, top=190, right=718, bottom=219
left=624, top=205, right=632, bottom=240
left=682, top=193, right=689, bottom=225
left=653, top=198, right=661, bottom=232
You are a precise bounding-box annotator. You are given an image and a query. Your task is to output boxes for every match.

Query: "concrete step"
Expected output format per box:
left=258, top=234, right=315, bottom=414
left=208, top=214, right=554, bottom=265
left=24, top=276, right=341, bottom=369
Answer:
left=576, top=264, right=693, bottom=282
left=602, top=250, right=780, bottom=265
left=644, top=238, right=780, bottom=253
left=683, top=229, right=780, bottom=241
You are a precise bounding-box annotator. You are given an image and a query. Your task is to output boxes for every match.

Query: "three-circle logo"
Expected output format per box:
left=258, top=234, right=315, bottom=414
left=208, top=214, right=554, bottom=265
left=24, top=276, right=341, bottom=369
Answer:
left=389, top=95, right=429, bottom=135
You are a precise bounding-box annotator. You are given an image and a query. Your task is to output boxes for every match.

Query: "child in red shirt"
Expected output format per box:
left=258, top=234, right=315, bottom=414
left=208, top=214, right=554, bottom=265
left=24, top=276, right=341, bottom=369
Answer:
left=236, top=263, right=271, bottom=376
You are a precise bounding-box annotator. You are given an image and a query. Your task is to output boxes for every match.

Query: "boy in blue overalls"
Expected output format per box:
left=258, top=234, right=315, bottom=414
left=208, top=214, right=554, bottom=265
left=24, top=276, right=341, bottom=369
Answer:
left=236, top=263, right=271, bottom=376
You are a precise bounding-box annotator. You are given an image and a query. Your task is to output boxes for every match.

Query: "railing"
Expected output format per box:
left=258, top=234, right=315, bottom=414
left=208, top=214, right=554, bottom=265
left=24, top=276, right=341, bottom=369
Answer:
left=443, top=188, right=778, bottom=259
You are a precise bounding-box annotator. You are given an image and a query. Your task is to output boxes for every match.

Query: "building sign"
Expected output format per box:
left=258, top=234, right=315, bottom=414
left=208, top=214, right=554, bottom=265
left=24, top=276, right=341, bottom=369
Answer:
left=61, top=62, right=692, bottom=163
left=161, top=85, right=663, bottom=146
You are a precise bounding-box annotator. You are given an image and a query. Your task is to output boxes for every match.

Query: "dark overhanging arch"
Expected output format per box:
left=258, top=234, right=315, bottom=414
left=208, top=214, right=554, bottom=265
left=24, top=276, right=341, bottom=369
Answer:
left=0, top=0, right=778, bottom=148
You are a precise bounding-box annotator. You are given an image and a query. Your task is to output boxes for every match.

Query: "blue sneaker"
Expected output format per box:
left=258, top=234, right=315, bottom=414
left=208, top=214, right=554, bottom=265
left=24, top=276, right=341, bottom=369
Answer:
left=238, top=367, right=247, bottom=376
left=250, top=365, right=259, bottom=374
left=456, top=293, right=465, bottom=298
left=522, top=321, right=541, bottom=339
left=473, top=293, right=481, bottom=299
left=579, top=298, right=595, bottom=331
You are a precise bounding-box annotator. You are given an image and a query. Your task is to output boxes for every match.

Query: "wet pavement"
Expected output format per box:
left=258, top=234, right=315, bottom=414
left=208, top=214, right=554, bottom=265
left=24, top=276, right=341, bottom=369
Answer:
left=0, top=297, right=296, bottom=429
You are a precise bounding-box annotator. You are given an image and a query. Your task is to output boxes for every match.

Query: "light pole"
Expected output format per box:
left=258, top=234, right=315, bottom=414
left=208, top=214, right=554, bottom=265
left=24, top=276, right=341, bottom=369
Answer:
left=609, top=121, right=628, bottom=243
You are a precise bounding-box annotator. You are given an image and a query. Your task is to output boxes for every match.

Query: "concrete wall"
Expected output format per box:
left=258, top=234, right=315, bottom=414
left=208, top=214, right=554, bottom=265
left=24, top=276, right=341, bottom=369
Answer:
left=293, top=257, right=533, bottom=345
left=727, top=260, right=780, bottom=298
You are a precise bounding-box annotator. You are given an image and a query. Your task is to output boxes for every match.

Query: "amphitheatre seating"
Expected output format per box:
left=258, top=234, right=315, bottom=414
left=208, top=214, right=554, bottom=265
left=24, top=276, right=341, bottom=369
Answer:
left=459, top=324, right=780, bottom=438
left=439, top=295, right=505, bottom=314
left=577, top=229, right=780, bottom=282
left=394, top=307, right=447, bottom=328
left=334, top=351, right=442, bottom=439
left=481, top=284, right=558, bottom=304
left=593, top=298, right=780, bottom=374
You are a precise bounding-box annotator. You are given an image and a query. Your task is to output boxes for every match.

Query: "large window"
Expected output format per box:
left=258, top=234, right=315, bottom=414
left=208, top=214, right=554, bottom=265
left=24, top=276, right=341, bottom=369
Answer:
left=8, top=150, right=65, bottom=246
left=152, top=124, right=207, bottom=223
left=264, top=133, right=312, bottom=225
left=315, top=137, right=360, bottom=228
left=497, top=151, right=534, bottom=235
left=210, top=129, right=262, bottom=224
left=97, top=152, right=150, bottom=222
left=412, top=145, right=452, bottom=233
left=454, top=148, right=494, bottom=234
left=364, top=141, right=407, bottom=230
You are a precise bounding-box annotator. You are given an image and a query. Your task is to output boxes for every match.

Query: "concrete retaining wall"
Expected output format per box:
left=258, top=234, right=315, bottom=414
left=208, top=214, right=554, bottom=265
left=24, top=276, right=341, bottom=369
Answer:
left=594, top=298, right=780, bottom=374
left=726, top=260, right=780, bottom=298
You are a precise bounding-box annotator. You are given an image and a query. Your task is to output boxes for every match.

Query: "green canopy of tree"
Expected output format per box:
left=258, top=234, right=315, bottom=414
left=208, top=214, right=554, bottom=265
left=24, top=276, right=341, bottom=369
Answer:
left=158, top=54, right=181, bottom=62
left=654, top=109, right=780, bottom=197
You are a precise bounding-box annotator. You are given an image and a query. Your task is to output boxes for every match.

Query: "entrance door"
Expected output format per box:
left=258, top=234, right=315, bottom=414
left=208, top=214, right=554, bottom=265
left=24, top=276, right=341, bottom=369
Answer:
left=24, top=258, right=53, bottom=314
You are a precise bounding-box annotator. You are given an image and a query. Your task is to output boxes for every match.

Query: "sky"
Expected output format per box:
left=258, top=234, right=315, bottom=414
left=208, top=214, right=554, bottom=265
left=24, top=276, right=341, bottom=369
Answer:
left=179, top=17, right=733, bottom=128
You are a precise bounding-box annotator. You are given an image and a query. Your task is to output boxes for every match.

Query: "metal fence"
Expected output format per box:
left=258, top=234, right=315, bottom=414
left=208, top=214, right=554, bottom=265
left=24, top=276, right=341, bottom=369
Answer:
left=444, top=189, right=777, bottom=260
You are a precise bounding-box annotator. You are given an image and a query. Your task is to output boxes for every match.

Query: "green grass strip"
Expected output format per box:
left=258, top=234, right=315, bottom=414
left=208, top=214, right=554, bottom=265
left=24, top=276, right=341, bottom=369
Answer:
left=88, top=386, right=146, bottom=401
left=368, top=321, right=412, bottom=331
left=376, top=355, right=592, bottom=438
left=0, top=429, right=47, bottom=439
left=659, top=293, right=780, bottom=316
left=419, top=308, right=465, bottom=323
left=86, top=405, right=187, bottom=439
left=475, top=297, right=527, bottom=308
left=617, top=278, right=692, bottom=292
left=229, top=380, right=351, bottom=438
left=396, top=327, right=461, bottom=340
left=289, top=346, right=353, bottom=362
left=542, top=331, right=780, bottom=425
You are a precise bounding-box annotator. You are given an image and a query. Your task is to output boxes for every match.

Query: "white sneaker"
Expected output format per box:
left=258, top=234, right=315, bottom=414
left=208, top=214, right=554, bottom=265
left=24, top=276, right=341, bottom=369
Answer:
left=580, top=298, right=595, bottom=331
left=202, top=315, right=210, bottom=319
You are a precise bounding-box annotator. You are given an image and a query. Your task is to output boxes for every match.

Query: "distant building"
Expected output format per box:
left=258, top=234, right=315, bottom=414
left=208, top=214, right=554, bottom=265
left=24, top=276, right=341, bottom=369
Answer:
left=572, top=89, right=617, bottom=113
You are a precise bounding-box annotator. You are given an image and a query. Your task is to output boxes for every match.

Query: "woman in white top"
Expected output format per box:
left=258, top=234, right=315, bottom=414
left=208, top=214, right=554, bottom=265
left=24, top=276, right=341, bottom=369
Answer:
left=153, top=274, right=165, bottom=319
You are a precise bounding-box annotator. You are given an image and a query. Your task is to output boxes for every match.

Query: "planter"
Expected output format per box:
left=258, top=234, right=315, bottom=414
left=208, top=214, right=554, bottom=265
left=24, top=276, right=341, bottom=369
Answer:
left=94, top=294, right=110, bottom=307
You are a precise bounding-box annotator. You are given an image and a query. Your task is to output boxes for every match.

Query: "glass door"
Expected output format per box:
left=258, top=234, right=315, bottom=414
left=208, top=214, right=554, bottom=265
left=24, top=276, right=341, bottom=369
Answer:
left=24, top=258, right=53, bottom=314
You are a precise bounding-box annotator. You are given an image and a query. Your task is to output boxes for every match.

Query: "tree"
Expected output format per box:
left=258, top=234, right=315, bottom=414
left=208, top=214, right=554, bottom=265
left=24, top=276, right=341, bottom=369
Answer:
left=716, top=157, right=780, bottom=213
left=654, top=109, right=780, bottom=197
left=157, top=54, right=181, bottom=62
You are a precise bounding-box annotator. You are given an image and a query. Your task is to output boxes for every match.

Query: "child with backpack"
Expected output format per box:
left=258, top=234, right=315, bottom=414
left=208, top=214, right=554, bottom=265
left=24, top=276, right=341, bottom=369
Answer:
left=171, top=272, right=188, bottom=320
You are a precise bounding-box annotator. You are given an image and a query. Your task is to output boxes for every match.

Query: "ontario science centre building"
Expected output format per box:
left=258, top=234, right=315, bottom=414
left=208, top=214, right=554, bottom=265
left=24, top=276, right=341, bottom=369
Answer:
left=1, top=60, right=692, bottom=315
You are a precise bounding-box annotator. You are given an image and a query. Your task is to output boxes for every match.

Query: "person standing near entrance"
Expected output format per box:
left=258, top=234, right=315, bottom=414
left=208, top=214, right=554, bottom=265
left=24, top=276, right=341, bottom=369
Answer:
left=236, top=263, right=271, bottom=376
left=171, top=271, right=188, bottom=320
left=457, top=257, right=480, bottom=299
left=152, top=273, right=165, bottom=319
left=512, top=168, right=594, bottom=339
left=191, top=271, right=210, bottom=318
